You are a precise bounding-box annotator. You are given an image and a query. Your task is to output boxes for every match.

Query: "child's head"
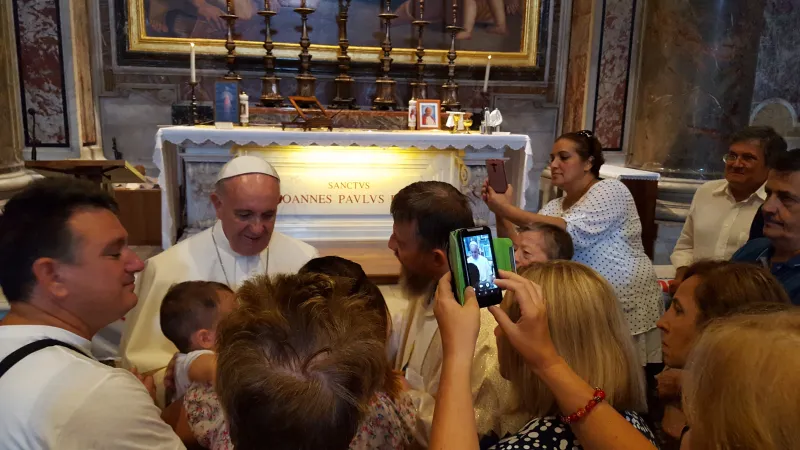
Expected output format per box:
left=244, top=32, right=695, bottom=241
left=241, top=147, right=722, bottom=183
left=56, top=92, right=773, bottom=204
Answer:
left=160, top=281, right=237, bottom=353
left=298, top=256, right=390, bottom=340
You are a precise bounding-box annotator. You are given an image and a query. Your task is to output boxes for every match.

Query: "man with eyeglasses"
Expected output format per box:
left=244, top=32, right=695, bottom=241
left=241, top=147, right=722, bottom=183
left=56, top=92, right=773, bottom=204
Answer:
left=732, top=149, right=800, bottom=304
left=670, top=126, right=787, bottom=289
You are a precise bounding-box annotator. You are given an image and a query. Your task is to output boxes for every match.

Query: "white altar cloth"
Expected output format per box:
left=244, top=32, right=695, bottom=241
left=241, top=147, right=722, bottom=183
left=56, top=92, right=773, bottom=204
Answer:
left=154, top=126, right=533, bottom=248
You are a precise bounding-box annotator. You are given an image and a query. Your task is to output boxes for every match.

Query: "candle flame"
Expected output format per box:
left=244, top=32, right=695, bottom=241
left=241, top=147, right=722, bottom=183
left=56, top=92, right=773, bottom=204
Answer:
left=488, top=55, right=492, bottom=60
left=190, top=42, right=195, bottom=48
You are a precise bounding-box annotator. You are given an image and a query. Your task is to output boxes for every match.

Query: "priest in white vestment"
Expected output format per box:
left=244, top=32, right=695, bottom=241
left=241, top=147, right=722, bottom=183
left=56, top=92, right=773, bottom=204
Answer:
left=120, top=156, right=319, bottom=380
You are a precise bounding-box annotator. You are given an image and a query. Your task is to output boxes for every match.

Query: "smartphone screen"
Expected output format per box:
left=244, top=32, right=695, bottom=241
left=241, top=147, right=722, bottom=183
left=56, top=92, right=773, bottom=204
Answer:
left=459, top=227, right=503, bottom=307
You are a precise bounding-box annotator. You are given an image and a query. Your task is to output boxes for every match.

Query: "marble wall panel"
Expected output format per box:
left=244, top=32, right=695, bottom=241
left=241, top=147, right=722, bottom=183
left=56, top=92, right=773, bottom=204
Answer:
left=627, top=0, right=766, bottom=178
left=593, top=0, right=635, bottom=150
left=561, top=0, right=592, bottom=134
left=753, top=0, right=800, bottom=116
left=72, top=0, right=97, bottom=145
left=14, top=0, right=69, bottom=145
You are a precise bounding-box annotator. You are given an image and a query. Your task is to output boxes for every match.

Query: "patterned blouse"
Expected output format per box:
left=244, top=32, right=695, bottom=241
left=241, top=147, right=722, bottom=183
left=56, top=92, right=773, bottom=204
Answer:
left=539, top=179, right=663, bottom=337
left=489, top=411, right=657, bottom=450
left=184, top=383, right=418, bottom=450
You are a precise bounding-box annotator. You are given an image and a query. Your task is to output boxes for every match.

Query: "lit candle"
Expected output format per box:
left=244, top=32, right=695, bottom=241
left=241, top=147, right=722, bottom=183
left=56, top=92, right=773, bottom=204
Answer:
left=483, top=55, right=492, bottom=92
left=190, top=43, right=196, bottom=83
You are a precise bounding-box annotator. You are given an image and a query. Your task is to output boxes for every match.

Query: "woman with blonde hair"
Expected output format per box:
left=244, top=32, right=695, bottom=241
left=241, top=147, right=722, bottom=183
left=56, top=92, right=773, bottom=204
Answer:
left=430, top=261, right=657, bottom=450
left=681, top=310, right=800, bottom=450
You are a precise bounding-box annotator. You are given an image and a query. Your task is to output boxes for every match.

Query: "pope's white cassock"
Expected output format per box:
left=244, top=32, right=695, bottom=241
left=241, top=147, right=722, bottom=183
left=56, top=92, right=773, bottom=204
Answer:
left=120, top=157, right=319, bottom=376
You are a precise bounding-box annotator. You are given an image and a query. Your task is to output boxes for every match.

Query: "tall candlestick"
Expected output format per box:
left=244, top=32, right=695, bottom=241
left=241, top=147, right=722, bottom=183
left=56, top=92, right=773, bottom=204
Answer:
left=483, top=55, right=491, bottom=92
left=441, top=0, right=463, bottom=111
left=222, top=0, right=240, bottom=80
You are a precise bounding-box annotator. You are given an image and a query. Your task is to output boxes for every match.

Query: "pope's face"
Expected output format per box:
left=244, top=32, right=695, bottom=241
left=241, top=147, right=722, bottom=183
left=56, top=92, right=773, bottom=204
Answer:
left=212, top=174, right=280, bottom=256
left=469, top=242, right=480, bottom=258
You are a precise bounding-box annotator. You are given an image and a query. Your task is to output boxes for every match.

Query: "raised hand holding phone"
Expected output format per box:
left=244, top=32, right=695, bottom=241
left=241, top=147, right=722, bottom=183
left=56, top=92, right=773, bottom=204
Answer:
left=481, top=178, right=515, bottom=215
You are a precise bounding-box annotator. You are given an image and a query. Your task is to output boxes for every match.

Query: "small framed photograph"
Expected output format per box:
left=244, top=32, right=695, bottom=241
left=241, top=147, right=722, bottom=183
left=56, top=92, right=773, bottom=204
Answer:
left=417, top=99, right=441, bottom=129
left=214, top=81, right=240, bottom=126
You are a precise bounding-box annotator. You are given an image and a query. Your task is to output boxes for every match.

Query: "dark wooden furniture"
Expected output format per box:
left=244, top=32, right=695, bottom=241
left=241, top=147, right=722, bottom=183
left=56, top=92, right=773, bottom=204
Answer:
left=114, top=187, right=162, bottom=246
left=619, top=179, right=659, bottom=260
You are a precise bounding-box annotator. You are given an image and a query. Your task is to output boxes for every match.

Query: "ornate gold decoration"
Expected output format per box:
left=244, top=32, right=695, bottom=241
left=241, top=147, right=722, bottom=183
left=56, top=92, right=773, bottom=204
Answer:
left=127, top=0, right=542, bottom=67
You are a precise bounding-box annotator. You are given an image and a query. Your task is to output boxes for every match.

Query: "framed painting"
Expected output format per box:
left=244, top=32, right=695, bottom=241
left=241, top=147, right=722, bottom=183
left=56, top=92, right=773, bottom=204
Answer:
left=214, top=81, right=240, bottom=124
left=127, top=0, right=543, bottom=67
left=417, top=99, right=441, bottom=129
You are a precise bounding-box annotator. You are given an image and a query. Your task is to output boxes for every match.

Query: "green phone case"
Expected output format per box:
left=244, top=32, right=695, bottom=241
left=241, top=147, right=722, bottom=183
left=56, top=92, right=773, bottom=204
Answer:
left=448, top=230, right=515, bottom=305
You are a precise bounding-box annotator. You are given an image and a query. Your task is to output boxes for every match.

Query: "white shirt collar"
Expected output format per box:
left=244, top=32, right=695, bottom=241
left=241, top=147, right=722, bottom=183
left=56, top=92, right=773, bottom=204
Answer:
left=713, top=181, right=767, bottom=203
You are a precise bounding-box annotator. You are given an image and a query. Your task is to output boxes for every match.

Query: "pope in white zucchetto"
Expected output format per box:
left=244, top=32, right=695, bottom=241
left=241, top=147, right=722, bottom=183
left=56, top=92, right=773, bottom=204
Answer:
left=120, top=155, right=319, bottom=397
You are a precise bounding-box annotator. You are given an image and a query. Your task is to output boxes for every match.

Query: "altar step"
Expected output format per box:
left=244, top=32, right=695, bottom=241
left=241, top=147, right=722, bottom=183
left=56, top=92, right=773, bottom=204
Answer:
left=315, top=241, right=400, bottom=285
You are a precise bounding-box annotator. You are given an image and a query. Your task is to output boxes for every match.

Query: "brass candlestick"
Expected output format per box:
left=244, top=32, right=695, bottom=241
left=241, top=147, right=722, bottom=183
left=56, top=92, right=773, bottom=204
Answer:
left=410, top=0, right=429, bottom=100
left=294, top=0, right=317, bottom=97
left=441, top=0, right=462, bottom=111
left=372, top=0, right=398, bottom=110
left=222, top=0, right=241, bottom=80
left=258, top=0, right=283, bottom=106
left=332, top=0, right=357, bottom=109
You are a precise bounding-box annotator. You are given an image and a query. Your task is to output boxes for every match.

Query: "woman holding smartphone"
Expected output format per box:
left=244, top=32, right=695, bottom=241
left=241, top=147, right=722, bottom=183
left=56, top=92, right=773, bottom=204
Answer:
left=429, top=264, right=658, bottom=450
left=482, top=130, right=663, bottom=368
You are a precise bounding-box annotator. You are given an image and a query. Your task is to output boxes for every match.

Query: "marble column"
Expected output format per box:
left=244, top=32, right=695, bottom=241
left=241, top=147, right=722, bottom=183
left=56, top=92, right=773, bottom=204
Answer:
left=0, top=0, right=37, bottom=208
left=627, top=0, right=767, bottom=179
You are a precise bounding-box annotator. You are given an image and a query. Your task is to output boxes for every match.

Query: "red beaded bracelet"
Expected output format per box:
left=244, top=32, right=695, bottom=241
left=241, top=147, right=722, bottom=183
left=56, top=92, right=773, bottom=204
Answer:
left=561, top=388, right=606, bottom=424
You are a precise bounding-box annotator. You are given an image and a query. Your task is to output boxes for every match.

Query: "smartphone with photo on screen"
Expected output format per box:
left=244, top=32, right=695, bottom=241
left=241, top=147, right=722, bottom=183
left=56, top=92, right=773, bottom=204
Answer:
left=457, top=226, right=503, bottom=308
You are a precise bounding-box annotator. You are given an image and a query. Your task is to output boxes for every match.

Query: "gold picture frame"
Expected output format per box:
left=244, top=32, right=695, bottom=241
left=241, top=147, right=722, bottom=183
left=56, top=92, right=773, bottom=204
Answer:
left=127, top=0, right=542, bottom=67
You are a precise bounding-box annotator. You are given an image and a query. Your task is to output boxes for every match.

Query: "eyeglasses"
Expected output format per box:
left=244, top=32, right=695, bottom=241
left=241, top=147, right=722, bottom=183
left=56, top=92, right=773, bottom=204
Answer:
left=722, top=153, right=759, bottom=164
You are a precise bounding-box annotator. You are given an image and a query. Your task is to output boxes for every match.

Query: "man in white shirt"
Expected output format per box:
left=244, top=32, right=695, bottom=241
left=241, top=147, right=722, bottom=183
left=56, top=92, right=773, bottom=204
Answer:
left=0, top=178, right=184, bottom=450
left=121, top=156, right=318, bottom=387
left=389, top=181, right=525, bottom=444
left=671, top=126, right=787, bottom=284
left=466, top=241, right=493, bottom=283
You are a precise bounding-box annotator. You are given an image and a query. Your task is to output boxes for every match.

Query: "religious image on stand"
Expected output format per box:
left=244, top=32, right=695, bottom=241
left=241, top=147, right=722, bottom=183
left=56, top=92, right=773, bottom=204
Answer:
left=214, top=81, right=240, bottom=125
left=417, top=99, right=441, bottom=129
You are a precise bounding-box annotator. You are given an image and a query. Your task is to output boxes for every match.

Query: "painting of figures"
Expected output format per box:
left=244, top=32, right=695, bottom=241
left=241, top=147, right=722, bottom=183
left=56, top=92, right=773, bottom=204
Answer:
left=136, top=0, right=536, bottom=56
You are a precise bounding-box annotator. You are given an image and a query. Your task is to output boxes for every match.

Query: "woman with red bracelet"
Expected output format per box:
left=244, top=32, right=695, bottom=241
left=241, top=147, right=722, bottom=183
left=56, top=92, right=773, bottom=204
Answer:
left=429, top=263, right=658, bottom=450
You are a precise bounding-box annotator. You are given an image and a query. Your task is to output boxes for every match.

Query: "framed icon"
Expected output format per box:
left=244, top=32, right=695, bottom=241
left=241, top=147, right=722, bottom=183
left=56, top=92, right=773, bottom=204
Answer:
left=417, top=99, right=441, bottom=130
left=214, top=81, right=240, bottom=125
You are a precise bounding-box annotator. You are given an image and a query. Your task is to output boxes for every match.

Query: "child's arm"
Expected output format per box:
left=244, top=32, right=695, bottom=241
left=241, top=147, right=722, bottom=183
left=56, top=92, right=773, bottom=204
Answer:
left=188, top=353, right=218, bottom=385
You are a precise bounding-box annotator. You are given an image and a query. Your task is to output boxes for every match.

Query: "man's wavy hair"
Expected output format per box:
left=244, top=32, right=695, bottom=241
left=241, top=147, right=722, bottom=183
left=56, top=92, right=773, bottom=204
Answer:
left=215, top=273, right=387, bottom=450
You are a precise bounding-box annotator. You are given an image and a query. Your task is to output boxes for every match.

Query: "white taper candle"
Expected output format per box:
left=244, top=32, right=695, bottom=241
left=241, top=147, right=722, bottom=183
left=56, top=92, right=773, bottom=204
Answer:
left=190, top=43, right=196, bottom=83
left=483, top=55, right=492, bottom=92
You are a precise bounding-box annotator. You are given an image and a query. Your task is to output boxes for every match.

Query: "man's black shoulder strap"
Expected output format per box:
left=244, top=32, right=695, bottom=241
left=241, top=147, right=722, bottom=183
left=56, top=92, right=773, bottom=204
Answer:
left=0, top=339, right=89, bottom=379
